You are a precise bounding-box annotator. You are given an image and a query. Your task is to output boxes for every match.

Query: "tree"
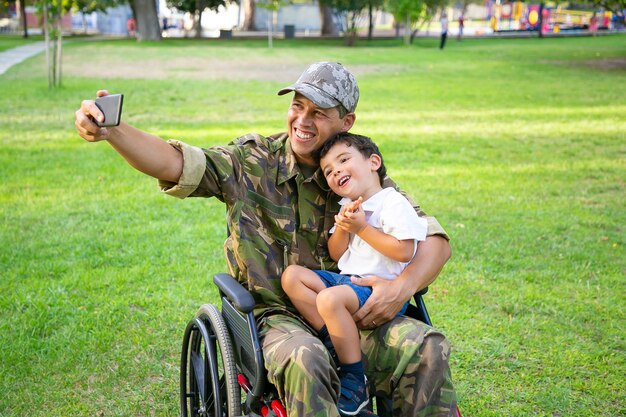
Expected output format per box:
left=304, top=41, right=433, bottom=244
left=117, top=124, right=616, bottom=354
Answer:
left=36, top=0, right=74, bottom=87
left=320, top=0, right=370, bottom=45
left=131, top=0, right=161, bottom=40
left=366, top=0, right=384, bottom=39
left=385, top=0, right=446, bottom=44
left=588, top=0, right=625, bottom=26
left=256, top=0, right=287, bottom=47
left=73, top=0, right=120, bottom=33
left=166, top=0, right=229, bottom=37
left=20, top=0, right=27, bottom=37
left=1, top=0, right=30, bottom=37
left=318, top=3, right=338, bottom=35
left=241, top=0, right=255, bottom=30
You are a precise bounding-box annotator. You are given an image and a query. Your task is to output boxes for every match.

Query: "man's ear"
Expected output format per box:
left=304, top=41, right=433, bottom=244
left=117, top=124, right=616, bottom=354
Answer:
left=369, top=154, right=382, bottom=171
left=340, top=113, right=356, bottom=132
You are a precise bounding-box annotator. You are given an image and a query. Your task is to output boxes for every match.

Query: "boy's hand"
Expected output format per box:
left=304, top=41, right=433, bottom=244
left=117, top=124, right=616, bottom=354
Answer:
left=334, top=197, right=366, bottom=234
left=342, top=197, right=362, bottom=214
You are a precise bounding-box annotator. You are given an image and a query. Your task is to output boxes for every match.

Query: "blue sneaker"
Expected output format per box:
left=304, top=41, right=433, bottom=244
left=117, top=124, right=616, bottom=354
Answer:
left=338, top=373, right=369, bottom=416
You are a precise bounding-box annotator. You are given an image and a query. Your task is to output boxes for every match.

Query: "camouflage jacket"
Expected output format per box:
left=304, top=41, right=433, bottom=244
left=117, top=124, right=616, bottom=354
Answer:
left=159, top=132, right=448, bottom=317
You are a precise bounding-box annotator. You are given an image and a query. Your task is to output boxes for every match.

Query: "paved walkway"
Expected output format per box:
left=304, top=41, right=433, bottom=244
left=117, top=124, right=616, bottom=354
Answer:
left=0, top=41, right=46, bottom=75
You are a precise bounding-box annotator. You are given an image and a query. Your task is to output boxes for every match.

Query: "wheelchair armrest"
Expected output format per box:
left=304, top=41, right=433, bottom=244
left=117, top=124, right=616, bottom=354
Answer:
left=213, top=273, right=256, bottom=314
left=406, top=287, right=432, bottom=326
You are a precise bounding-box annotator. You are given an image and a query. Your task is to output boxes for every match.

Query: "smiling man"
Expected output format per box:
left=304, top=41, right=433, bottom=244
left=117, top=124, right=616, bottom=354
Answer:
left=74, top=62, right=457, bottom=417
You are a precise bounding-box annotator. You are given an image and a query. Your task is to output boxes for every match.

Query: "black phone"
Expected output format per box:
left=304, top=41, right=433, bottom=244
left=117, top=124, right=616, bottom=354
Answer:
left=94, top=94, right=124, bottom=127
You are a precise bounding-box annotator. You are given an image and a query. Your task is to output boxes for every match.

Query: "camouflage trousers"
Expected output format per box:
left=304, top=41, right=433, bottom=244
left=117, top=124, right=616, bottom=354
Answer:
left=259, top=314, right=457, bottom=417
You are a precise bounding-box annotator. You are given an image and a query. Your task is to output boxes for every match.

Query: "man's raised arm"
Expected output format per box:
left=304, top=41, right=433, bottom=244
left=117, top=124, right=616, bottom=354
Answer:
left=74, top=90, right=183, bottom=183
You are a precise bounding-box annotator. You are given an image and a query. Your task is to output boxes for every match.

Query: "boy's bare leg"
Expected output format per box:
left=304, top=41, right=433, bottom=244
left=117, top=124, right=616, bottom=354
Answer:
left=317, top=285, right=369, bottom=415
left=281, top=265, right=327, bottom=330
left=316, top=285, right=361, bottom=364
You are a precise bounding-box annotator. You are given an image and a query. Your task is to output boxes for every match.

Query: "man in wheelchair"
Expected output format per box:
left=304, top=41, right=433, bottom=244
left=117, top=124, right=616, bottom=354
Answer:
left=74, top=62, right=457, bottom=416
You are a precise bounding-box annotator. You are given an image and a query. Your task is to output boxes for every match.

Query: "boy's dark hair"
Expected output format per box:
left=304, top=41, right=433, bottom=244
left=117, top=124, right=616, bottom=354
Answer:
left=318, top=132, right=387, bottom=185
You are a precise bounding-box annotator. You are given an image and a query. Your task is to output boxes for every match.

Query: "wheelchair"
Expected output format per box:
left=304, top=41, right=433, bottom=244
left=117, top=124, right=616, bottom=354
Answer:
left=180, top=273, right=461, bottom=417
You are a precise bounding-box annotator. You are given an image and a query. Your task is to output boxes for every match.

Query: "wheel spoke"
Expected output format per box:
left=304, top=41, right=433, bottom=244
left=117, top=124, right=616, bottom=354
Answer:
left=182, top=304, right=242, bottom=417
left=191, top=350, right=206, bottom=402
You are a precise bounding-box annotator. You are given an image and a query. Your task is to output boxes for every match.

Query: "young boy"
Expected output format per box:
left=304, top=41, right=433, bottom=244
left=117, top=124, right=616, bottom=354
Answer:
left=281, top=132, right=428, bottom=416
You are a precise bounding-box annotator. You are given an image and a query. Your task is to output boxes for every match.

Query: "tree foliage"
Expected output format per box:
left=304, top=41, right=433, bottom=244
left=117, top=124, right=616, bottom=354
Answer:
left=588, top=0, right=625, bottom=23
left=319, top=0, right=370, bottom=45
left=255, top=0, right=289, bottom=47
left=385, top=0, right=448, bottom=44
left=589, top=0, right=625, bottom=13
left=73, top=0, right=120, bottom=13
left=36, top=0, right=74, bottom=87
left=569, top=0, right=625, bottom=26
left=166, top=0, right=228, bottom=15
left=167, top=0, right=230, bottom=37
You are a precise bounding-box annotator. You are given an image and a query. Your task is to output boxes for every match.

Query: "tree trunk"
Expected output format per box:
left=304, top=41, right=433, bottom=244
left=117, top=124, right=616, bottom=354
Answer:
left=318, top=4, right=337, bottom=35
left=19, top=0, right=28, bottom=38
left=43, top=2, right=51, bottom=88
left=52, top=38, right=57, bottom=86
left=267, top=10, right=273, bottom=49
left=129, top=1, right=137, bottom=22
left=404, top=14, right=410, bottom=45
left=367, top=3, right=373, bottom=40
left=82, top=13, right=88, bottom=34
left=55, top=20, right=62, bottom=87
left=133, top=0, right=162, bottom=41
left=242, top=0, right=256, bottom=31
left=538, top=2, right=544, bottom=38
left=344, top=12, right=357, bottom=46
left=194, top=0, right=203, bottom=39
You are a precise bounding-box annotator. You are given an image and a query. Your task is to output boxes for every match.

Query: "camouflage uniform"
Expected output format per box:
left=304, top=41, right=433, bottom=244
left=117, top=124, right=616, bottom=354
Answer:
left=160, top=132, right=457, bottom=416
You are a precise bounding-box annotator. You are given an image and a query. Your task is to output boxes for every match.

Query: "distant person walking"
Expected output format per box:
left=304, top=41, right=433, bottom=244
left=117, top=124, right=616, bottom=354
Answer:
left=457, top=14, right=464, bottom=40
left=440, top=13, right=449, bottom=49
left=127, top=17, right=136, bottom=38
left=589, top=12, right=598, bottom=36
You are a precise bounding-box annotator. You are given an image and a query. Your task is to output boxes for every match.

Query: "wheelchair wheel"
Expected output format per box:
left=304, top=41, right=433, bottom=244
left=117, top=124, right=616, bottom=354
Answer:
left=180, top=304, right=241, bottom=417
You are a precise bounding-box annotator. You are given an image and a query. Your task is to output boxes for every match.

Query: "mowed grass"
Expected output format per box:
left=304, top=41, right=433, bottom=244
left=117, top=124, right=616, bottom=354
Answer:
left=0, top=34, right=624, bottom=417
left=0, top=34, right=44, bottom=52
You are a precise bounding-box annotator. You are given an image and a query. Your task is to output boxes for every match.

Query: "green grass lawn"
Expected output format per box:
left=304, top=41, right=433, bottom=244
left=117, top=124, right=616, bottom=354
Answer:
left=0, top=35, right=44, bottom=52
left=0, top=34, right=624, bottom=417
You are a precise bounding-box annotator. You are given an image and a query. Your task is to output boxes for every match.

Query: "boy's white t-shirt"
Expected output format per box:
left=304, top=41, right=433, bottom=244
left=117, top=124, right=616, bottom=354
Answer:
left=331, top=187, right=428, bottom=280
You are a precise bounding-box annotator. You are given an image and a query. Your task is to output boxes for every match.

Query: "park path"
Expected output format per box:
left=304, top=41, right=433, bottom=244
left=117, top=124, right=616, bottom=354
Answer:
left=0, top=41, right=46, bottom=75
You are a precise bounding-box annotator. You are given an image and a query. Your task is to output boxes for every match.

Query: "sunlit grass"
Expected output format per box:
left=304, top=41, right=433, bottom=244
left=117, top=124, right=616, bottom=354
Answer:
left=1, top=34, right=624, bottom=417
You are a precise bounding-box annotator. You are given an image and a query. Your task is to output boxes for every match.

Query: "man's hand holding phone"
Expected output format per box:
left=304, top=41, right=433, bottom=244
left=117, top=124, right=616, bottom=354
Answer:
left=74, top=90, right=123, bottom=142
left=94, top=93, right=123, bottom=127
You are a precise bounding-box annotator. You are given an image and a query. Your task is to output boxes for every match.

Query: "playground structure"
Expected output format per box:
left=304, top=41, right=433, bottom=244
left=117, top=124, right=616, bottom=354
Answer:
left=486, top=0, right=617, bottom=34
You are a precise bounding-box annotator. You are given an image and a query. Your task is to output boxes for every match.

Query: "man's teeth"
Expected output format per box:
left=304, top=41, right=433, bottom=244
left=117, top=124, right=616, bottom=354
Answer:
left=296, top=129, right=313, bottom=139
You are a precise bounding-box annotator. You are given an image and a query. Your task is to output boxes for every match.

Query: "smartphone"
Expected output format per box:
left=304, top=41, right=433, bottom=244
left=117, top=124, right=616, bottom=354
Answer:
left=94, top=94, right=124, bottom=127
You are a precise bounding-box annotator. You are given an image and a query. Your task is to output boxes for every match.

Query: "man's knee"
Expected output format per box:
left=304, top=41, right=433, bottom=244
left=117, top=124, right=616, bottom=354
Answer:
left=262, top=323, right=340, bottom=413
left=420, top=330, right=451, bottom=371
left=391, top=326, right=456, bottom=415
left=263, top=320, right=337, bottom=382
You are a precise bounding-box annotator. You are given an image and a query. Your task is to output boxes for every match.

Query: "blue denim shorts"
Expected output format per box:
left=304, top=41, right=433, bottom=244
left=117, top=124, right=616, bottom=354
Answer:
left=313, top=270, right=408, bottom=316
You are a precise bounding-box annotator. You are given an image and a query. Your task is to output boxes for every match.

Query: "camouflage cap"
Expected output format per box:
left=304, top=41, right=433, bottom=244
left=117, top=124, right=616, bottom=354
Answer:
left=278, top=62, right=359, bottom=113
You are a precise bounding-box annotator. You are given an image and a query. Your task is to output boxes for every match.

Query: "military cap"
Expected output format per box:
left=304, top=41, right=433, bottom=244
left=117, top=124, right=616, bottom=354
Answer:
left=278, top=62, right=359, bottom=113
